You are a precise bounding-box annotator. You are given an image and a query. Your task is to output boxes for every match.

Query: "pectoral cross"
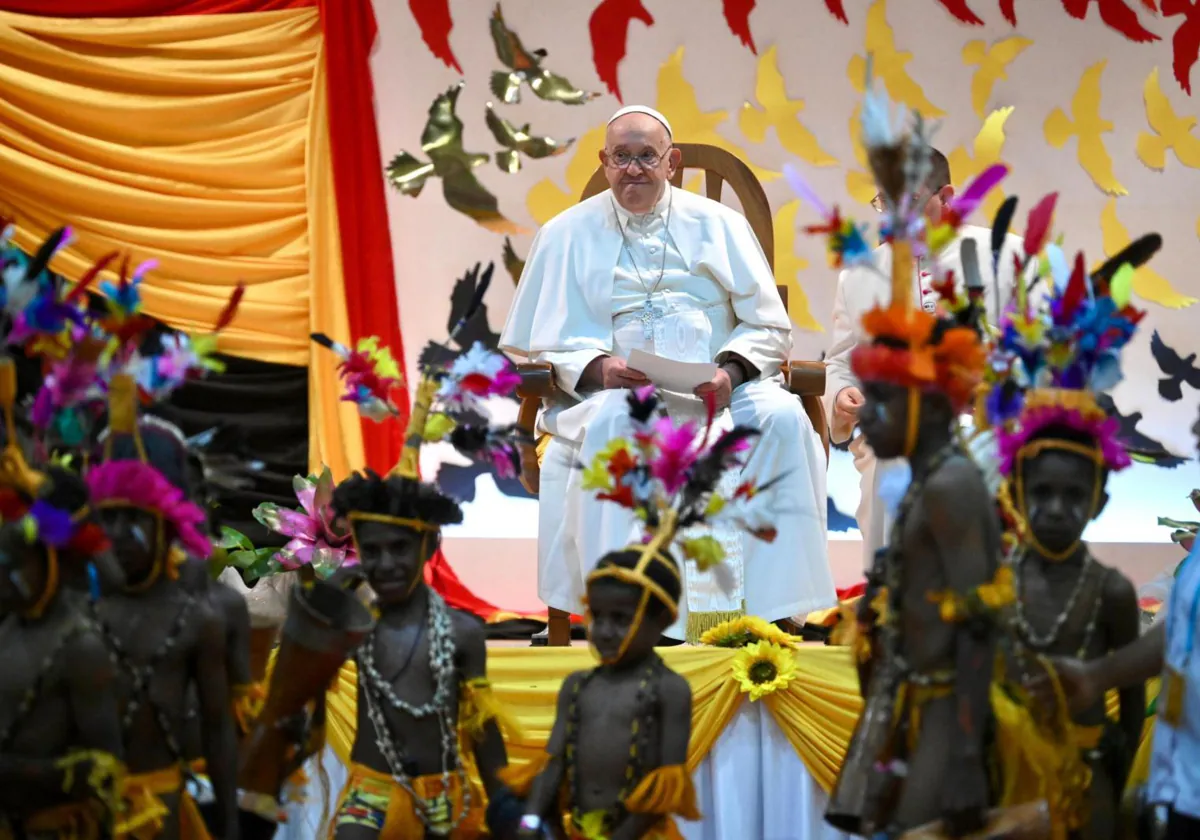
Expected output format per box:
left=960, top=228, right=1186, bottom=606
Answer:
left=640, top=297, right=663, bottom=340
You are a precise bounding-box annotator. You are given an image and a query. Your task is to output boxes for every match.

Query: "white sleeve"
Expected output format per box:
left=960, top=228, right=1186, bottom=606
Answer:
left=535, top=348, right=607, bottom=401
left=823, top=267, right=861, bottom=444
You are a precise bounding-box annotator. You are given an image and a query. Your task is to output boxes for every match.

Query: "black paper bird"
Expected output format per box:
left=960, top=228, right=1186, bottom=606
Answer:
left=1095, top=393, right=1188, bottom=469
left=489, top=3, right=601, bottom=105
left=418, top=262, right=502, bottom=372
left=502, top=237, right=525, bottom=286
left=1150, top=330, right=1200, bottom=402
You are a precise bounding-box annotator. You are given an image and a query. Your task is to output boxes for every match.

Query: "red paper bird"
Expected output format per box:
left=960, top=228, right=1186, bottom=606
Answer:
left=936, top=0, right=986, bottom=25
left=825, top=0, right=849, bottom=23
left=1060, top=0, right=1161, bottom=43
left=1000, top=0, right=1018, bottom=23
left=589, top=0, right=656, bottom=102
left=723, top=0, right=758, bottom=52
left=1163, top=0, right=1200, bottom=94
left=409, top=0, right=462, bottom=73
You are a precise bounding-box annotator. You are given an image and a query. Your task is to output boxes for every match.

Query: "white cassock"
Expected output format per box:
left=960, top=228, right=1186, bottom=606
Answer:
left=822, top=224, right=1027, bottom=570
left=500, top=186, right=836, bottom=640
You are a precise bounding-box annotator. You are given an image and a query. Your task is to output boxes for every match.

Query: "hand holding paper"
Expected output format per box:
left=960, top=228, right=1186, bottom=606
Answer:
left=627, top=349, right=718, bottom=394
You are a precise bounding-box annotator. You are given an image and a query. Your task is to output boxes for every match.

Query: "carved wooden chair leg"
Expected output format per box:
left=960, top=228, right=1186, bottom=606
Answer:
left=547, top=608, right=572, bottom=647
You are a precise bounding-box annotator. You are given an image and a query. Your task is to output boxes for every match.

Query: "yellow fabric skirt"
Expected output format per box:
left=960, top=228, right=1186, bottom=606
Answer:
left=116, top=765, right=211, bottom=840
left=328, top=761, right=485, bottom=840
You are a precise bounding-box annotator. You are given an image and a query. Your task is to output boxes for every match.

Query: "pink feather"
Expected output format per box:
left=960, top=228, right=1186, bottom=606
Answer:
left=86, top=460, right=212, bottom=559
left=950, top=163, right=1009, bottom=220
left=1022, top=192, right=1058, bottom=258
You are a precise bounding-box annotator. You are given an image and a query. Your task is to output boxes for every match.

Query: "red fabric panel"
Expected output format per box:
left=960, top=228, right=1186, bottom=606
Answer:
left=319, top=0, right=406, bottom=474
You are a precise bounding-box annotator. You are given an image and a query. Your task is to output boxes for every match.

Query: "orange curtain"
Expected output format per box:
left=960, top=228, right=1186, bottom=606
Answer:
left=0, top=7, right=362, bottom=476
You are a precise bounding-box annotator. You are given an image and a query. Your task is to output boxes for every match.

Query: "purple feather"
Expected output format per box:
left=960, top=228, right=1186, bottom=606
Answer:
left=28, top=500, right=75, bottom=547
left=782, top=163, right=830, bottom=219
left=950, top=163, right=1009, bottom=220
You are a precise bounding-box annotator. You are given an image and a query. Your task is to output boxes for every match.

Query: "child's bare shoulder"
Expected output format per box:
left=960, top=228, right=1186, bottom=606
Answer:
left=448, top=606, right=487, bottom=643
left=658, top=666, right=691, bottom=709
left=1095, top=560, right=1137, bottom=607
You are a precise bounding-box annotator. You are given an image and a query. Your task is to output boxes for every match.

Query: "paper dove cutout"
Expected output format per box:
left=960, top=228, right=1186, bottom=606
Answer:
left=1137, top=67, right=1200, bottom=170
left=740, top=45, right=837, bottom=167
left=847, top=0, right=945, bottom=118
left=1044, top=61, right=1128, bottom=196
left=490, top=3, right=600, bottom=105
left=962, top=37, right=1034, bottom=119
left=948, top=107, right=1014, bottom=224
left=485, top=103, right=573, bottom=173
left=386, top=83, right=524, bottom=234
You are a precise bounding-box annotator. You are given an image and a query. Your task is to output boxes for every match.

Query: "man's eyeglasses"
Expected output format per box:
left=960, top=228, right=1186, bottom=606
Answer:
left=870, top=189, right=930, bottom=214
left=604, top=149, right=668, bottom=170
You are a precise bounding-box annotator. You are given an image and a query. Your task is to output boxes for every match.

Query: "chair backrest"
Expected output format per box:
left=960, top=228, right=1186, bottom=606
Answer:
left=580, top=143, right=779, bottom=282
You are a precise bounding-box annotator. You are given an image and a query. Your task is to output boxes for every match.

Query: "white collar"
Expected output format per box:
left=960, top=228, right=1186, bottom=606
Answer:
left=611, top=185, right=672, bottom=228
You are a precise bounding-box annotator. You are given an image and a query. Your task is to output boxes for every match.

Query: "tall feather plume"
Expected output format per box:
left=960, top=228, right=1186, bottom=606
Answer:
left=1090, top=233, right=1162, bottom=290
left=624, top=385, right=660, bottom=426
left=1022, top=192, right=1058, bottom=258
left=448, top=262, right=494, bottom=344
left=990, top=195, right=1018, bottom=317
left=24, top=227, right=69, bottom=281
left=309, top=332, right=351, bottom=357
left=1060, top=251, right=1089, bottom=320
left=65, top=252, right=118, bottom=304
left=677, top=426, right=760, bottom=527
left=213, top=283, right=246, bottom=333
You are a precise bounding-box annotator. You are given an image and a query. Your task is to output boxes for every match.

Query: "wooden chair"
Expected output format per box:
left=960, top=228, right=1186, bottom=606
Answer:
left=513, top=143, right=828, bottom=645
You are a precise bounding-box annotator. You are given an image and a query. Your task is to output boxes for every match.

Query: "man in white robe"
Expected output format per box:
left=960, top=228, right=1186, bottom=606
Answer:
left=823, top=148, right=1026, bottom=569
left=500, top=106, right=835, bottom=640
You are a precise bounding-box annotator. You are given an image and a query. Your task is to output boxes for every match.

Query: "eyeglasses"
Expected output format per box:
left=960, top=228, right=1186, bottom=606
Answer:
left=872, top=188, right=934, bottom=214
left=604, top=149, right=667, bottom=170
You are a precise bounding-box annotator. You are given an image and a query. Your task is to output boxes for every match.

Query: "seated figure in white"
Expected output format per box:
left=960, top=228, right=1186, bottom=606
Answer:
left=500, top=105, right=836, bottom=640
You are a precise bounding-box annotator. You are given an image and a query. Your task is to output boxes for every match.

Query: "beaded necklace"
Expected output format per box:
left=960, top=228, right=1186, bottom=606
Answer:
left=0, top=613, right=91, bottom=751
left=1011, top=547, right=1104, bottom=657
left=564, top=656, right=662, bottom=833
left=357, top=588, right=471, bottom=835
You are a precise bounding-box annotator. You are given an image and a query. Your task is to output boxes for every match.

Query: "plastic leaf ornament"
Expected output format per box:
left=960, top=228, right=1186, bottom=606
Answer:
left=253, top=467, right=356, bottom=580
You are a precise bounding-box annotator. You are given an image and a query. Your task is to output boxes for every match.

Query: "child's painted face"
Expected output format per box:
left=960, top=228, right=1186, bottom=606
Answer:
left=355, top=521, right=431, bottom=605
left=1020, top=448, right=1106, bottom=556
left=0, top=523, right=48, bottom=614
left=586, top=577, right=665, bottom=665
left=858, top=381, right=912, bottom=459
left=98, top=507, right=163, bottom=585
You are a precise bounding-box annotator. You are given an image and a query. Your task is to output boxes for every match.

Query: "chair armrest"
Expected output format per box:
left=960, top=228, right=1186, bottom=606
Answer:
left=516, top=362, right=558, bottom=400
left=787, top=360, right=827, bottom=398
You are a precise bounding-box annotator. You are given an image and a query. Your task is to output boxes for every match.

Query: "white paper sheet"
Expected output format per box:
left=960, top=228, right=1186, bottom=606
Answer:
left=627, top=349, right=717, bottom=394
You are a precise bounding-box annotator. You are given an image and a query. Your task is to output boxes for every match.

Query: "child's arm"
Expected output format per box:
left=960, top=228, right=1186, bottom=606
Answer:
left=459, top=616, right=508, bottom=797
left=1104, top=570, right=1145, bottom=773
left=925, top=460, right=995, bottom=831
left=517, top=671, right=580, bottom=836
left=194, top=602, right=240, bottom=840
left=612, top=672, right=694, bottom=840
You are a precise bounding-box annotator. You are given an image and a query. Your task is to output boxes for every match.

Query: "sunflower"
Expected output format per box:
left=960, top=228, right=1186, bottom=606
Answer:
left=731, top=641, right=798, bottom=701
left=699, top=615, right=797, bottom=649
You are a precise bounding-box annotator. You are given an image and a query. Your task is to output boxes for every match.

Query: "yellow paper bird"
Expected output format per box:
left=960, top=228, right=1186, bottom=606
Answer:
left=1137, top=68, right=1200, bottom=172
left=484, top=103, right=573, bottom=173
left=1044, top=61, right=1128, bottom=196
left=962, top=36, right=1033, bottom=119
left=526, top=46, right=775, bottom=225
left=387, top=83, right=524, bottom=234
left=847, top=0, right=945, bottom=119
left=774, top=200, right=822, bottom=332
left=947, top=107, right=1014, bottom=223
left=845, top=105, right=879, bottom=207
left=1099, top=199, right=1195, bottom=309
left=740, top=45, right=837, bottom=168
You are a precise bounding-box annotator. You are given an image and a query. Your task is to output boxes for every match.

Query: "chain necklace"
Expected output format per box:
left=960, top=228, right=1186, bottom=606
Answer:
left=357, top=589, right=469, bottom=835
left=94, top=596, right=194, bottom=762
left=564, top=657, right=661, bottom=832
left=612, top=189, right=674, bottom=341
left=0, top=614, right=90, bottom=751
left=1012, top=547, right=1103, bottom=656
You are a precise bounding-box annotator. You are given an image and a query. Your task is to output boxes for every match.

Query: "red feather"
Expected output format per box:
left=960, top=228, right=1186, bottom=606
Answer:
left=409, top=0, right=462, bottom=74
left=0, top=488, right=29, bottom=520
left=589, top=0, right=655, bottom=102
left=1163, top=0, right=1200, bottom=94
left=999, top=0, right=1019, bottom=23
left=68, top=523, right=111, bottom=558
left=65, top=251, right=118, bottom=304
left=825, top=0, right=850, bottom=22
left=722, top=0, right=758, bottom=52
left=1060, top=0, right=1161, bottom=43
left=1022, top=192, right=1058, bottom=257
left=1060, top=251, right=1089, bottom=320
left=214, top=283, right=246, bottom=333
left=936, top=0, right=986, bottom=24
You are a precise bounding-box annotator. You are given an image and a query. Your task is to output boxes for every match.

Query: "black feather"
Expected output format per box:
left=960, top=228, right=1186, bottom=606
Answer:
left=310, top=332, right=336, bottom=351
left=24, top=227, right=68, bottom=281
left=990, top=196, right=1018, bottom=274
left=449, top=262, right=494, bottom=342
left=678, top=427, right=760, bottom=524
left=624, top=387, right=660, bottom=426
left=1090, top=233, right=1162, bottom=289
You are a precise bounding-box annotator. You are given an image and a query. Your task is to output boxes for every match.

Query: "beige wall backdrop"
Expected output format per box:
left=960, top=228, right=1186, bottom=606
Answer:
left=368, top=0, right=1200, bottom=607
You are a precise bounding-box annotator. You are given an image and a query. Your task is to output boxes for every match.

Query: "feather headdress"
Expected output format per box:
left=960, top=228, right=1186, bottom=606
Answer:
left=583, top=387, right=780, bottom=620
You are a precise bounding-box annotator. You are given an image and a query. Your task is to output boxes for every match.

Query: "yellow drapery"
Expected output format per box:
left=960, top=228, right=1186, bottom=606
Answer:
left=0, top=8, right=362, bottom=477
left=322, top=646, right=1159, bottom=798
